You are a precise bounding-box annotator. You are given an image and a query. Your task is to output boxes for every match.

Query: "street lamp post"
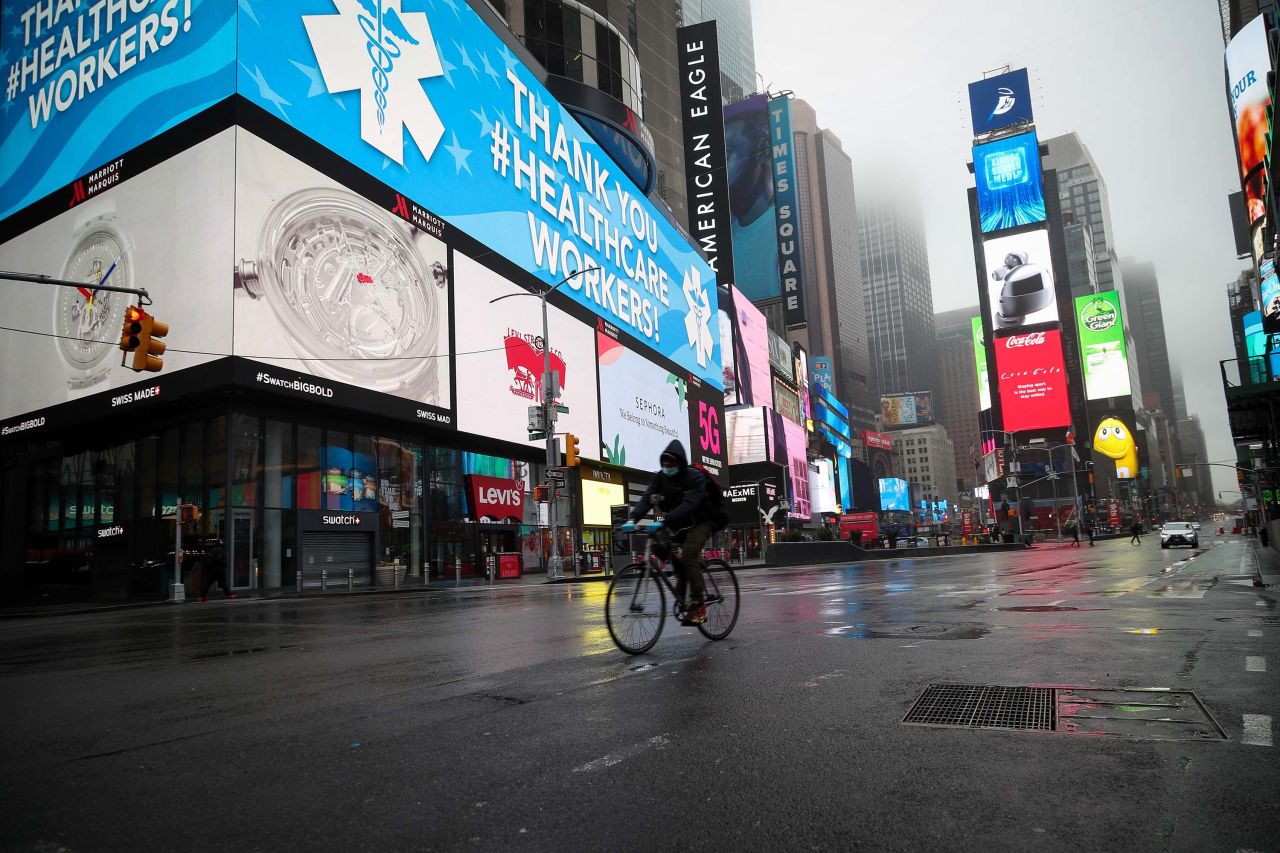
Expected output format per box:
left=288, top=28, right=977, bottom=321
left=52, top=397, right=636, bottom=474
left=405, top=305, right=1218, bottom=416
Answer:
left=982, top=429, right=1024, bottom=539
left=490, top=266, right=600, bottom=579
left=1020, top=441, right=1079, bottom=541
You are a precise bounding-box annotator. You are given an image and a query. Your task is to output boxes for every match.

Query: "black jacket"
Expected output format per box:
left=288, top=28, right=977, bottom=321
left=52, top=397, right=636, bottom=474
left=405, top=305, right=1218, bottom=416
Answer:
left=629, top=440, right=712, bottom=531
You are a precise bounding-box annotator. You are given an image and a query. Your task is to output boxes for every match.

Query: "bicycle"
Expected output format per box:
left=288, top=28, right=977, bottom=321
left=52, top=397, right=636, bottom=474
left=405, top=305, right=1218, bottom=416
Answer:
left=605, top=524, right=740, bottom=655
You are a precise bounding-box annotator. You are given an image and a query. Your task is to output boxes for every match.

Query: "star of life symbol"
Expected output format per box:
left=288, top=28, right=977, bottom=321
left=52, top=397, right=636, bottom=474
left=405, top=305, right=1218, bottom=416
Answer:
left=304, top=0, right=445, bottom=165
left=991, top=87, right=1016, bottom=118
left=682, top=268, right=714, bottom=369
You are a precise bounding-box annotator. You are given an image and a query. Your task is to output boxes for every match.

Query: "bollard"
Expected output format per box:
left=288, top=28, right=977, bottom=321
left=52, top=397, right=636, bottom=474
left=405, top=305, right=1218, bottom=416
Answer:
left=321, top=569, right=328, bottom=591
left=393, top=559, right=400, bottom=589
left=348, top=567, right=354, bottom=591
left=296, top=567, right=303, bottom=592
left=455, top=556, right=461, bottom=585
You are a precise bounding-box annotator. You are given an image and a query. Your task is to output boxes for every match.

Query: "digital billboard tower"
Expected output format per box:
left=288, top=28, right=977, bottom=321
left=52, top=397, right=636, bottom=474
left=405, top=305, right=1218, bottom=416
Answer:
left=966, top=67, right=1094, bottom=528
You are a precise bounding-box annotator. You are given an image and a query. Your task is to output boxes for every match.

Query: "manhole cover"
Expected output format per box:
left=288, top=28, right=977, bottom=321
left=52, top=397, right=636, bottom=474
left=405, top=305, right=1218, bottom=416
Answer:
left=904, top=684, right=1053, bottom=730
left=903, top=684, right=1227, bottom=741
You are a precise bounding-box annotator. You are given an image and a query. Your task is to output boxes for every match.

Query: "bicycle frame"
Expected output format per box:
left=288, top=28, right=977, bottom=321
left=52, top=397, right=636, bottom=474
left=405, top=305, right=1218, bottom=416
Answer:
left=625, top=533, right=722, bottom=612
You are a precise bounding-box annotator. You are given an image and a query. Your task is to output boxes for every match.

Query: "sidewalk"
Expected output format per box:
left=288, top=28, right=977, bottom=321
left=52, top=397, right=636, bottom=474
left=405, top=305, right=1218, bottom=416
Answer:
left=1250, top=539, right=1280, bottom=588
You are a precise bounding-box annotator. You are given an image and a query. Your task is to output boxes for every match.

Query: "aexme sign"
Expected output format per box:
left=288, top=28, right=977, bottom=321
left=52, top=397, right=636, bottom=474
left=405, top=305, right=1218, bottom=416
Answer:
left=676, top=21, right=735, bottom=291
left=768, top=97, right=807, bottom=328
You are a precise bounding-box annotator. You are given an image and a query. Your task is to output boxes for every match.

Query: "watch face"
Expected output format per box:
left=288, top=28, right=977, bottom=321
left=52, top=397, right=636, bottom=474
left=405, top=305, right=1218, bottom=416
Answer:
left=55, top=228, right=130, bottom=378
left=254, top=190, right=443, bottom=396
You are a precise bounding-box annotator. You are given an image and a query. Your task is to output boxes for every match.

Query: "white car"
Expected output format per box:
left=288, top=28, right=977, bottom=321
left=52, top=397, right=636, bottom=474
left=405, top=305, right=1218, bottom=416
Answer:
left=1160, top=522, right=1198, bottom=549
left=1191, top=522, right=1202, bottom=531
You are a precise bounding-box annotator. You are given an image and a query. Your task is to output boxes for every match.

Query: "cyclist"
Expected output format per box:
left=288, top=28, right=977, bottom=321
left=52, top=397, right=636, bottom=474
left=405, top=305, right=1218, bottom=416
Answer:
left=618, top=440, right=715, bottom=626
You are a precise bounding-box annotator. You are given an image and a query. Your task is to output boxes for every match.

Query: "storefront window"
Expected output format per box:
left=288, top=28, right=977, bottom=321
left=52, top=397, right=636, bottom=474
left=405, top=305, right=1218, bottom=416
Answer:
left=297, top=424, right=321, bottom=509
left=206, top=414, right=226, bottom=515
left=159, top=427, right=179, bottom=519
left=137, top=434, right=158, bottom=519
left=180, top=421, right=203, bottom=509
left=322, top=429, right=351, bottom=511
left=263, top=419, right=294, bottom=509
left=231, top=414, right=261, bottom=508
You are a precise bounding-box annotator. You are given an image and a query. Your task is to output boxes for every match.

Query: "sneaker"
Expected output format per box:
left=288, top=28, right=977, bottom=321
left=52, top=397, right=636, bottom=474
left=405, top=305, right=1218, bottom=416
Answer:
left=225, top=593, right=239, bottom=600
left=683, top=603, right=707, bottom=626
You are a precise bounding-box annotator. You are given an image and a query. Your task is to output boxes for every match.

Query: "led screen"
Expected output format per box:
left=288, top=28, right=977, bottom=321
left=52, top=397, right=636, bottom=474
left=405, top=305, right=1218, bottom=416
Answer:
left=723, top=94, right=778, bottom=302
left=972, top=316, right=992, bottom=411
left=0, top=131, right=235, bottom=422
left=1261, top=258, right=1280, bottom=332
left=0, top=0, right=237, bottom=220
left=582, top=477, right=626, bottom=526
left=809, top=459, right=839, bottom=515
left=878, top=477, right=910, bottom=512
left=779, top=416, right=810, bottom=519
left=968, top=68, right=1033, bottom=135
left=452, top=253, right=599, bottom=451
left=880, top=392, right=934, bottom=427
left=733, top=288, right=774, bottom=409
left=993, top=329, right=1071, bottom=432
left=1074, top=291, right=1131, bottom=400
left=1226, top=15, right=1272, bottom=234
left=1091, top=410, right=1139, bottom=480
left=237, top=1, right=720, bottom=388
left=233, top=131, right=453, bottom=422
left=984, top=230, right=1058, bottom=331
left=727, top=406, right=768, bottom=465
left=975, top=132, right=1045, bottom=233
left=1245, top=310, right=1268, bottom=382
left=597, top=332, right=689, bottom=469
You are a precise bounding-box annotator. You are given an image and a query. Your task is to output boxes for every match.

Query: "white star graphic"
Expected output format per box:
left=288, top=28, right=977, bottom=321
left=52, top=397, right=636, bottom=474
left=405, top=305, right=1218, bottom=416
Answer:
left=241, top=63, right=291, bottom=119
left=434, top=40, right=457, bottom=87
left=480, top=50, right=500, bottom=84
left=304, top=0, right=445, bottom=166
left=454, top=40, right=479, bottom=78
left=682, top=269, right=714, bottom=368
left=444, top=131, right=472, bottom=174
left=470, top=105, right=495, bottom=140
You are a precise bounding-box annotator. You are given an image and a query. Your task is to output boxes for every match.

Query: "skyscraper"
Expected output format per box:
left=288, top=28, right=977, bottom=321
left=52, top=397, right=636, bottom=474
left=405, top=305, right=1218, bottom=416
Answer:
left=678, top=0, right=758, bottom=103
left=858, top=185, right=939, bottom=399
left=1044, top=133, right=1124, bottom=297
left=935, top=307, right=983, bottom=495
left=1121, top=258, right=1179, bottom=492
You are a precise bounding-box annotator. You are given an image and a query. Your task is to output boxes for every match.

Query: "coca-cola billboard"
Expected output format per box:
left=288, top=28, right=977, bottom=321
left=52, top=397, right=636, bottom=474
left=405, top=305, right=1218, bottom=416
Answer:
left=994, top=329, right=1070, bottom=432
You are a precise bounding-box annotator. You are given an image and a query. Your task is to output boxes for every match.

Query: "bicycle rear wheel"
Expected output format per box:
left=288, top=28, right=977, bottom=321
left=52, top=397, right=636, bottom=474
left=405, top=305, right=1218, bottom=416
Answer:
left=697, top=559, right=739, bottom=640
left=605, top=563, right=666, bottom=654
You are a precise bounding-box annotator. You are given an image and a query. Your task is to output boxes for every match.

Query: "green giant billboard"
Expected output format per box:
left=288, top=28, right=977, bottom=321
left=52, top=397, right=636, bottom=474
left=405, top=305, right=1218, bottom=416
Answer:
left=1075, top=292, right=1131, bottom=401
left=971, top=316, right=991, bottom=411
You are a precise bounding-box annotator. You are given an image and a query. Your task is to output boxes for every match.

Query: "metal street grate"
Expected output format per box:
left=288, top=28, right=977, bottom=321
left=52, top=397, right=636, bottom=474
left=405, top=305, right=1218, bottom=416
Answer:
left=903, top=684, right=1054, bottom=731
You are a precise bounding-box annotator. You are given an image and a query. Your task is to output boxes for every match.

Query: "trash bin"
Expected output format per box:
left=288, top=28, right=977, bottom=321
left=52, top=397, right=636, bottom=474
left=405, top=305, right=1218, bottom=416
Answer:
left=1002, top=533, right=1014, bottom=544
left=1021, top=533, right=1034, bottom=546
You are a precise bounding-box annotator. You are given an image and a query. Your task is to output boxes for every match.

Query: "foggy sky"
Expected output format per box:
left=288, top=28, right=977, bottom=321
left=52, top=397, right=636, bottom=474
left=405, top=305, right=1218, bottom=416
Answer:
left=752, top=0, right=1245, bottom=497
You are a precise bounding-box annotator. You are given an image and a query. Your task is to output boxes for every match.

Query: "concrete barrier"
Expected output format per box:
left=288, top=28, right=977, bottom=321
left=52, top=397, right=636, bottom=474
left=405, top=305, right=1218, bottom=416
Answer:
left=765, top=540, right=1029, bottom=567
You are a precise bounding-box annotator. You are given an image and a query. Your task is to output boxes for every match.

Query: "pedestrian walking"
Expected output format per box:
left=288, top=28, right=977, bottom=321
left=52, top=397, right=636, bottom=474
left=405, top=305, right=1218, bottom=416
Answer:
left=1086, top=523, right=1095, bottom=546
left=1069, top=522, right=1080, bottom=547
left=1129, top=520, right=1142, bottom=545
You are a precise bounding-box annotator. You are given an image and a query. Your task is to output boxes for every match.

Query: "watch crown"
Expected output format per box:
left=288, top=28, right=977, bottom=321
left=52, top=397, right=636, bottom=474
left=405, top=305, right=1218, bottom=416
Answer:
left=235, top=260, right=263, bottom=299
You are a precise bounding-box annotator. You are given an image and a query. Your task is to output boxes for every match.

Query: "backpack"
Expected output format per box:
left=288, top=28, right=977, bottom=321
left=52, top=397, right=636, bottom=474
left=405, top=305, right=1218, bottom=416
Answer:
left=692, top=464, right=730, bottom=531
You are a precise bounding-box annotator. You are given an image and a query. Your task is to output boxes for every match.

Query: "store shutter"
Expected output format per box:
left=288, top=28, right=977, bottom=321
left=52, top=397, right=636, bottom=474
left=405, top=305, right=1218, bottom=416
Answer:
left=301, top=532, right=374, bottom=587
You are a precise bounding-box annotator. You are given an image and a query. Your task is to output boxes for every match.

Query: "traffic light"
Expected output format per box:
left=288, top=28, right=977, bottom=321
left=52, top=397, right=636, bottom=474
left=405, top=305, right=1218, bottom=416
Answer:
left=129, top=310, right=168, bottom=373
left=119, top=305, right=144, bottom=353
left=533, top=486, right=549, bottom=502
left=179, top=504, right=201, bottom=524
left=565, top=433, right=581, bottom=466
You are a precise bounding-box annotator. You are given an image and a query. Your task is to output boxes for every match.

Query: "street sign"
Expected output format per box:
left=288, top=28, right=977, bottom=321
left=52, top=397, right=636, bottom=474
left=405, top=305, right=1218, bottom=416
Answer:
left=547, top=469, right=566, bottom=485
left=528, top=431, right=548, bottom=441
left=778, top=501, right=791, bottom=511
left=1006, top=476, right=1018, bottom=488
left=550, top=404, right=570, bottom=413
left=1048, top=471, right=1058, bottom=480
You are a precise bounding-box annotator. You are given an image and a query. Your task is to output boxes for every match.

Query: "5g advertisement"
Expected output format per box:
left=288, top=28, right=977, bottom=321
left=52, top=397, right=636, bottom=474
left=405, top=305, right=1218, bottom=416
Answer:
left=235, top=0, right=721, bottom=389
left=0, top=130, right=236, bottom=422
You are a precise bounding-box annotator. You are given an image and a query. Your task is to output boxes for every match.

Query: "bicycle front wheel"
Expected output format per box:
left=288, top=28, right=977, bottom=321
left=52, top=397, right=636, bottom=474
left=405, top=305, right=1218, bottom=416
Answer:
left=697, top=559, right=739, bottom=640
left=605, top=563, right=666, bottom=654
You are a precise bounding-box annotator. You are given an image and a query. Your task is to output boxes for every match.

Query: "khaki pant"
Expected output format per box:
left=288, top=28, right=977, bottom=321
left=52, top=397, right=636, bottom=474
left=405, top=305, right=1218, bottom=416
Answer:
left=659, top=522, right=714, bottom=605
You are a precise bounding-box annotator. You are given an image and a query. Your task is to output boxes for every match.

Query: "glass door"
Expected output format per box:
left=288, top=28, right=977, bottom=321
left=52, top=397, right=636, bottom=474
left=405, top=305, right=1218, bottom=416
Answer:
left=230, top=508, right=255, bottom=589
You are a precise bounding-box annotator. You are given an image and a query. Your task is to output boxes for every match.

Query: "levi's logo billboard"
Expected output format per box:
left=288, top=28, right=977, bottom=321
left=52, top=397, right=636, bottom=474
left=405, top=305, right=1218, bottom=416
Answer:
left=993, top=329, right=1070, bottom=432
left=466, top=474, right=524, bottom=521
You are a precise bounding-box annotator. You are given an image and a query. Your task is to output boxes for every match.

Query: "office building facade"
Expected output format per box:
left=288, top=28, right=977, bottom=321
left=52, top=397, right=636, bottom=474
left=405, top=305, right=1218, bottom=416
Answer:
left=894, top=424, right=958, bottom=510
left=934, top=308, right=983, bottom=496
left=677, top=0, right=758, bottom=103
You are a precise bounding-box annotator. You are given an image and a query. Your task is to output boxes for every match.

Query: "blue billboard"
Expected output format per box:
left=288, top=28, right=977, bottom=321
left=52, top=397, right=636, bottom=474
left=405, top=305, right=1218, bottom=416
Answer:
left=233, top=0, right=720, bottom=388
left=975, top=131, right=1045, bottom=233
left=723, top=94, right=777, bottom=303
left=769, top=96, right=807, bottom=327
left=968, top=68, right=1033, bottom=135
left=810, top=355, right=834, bottom=392
left=0, top=0, right=238, bottom=220
left=878, top=477, right=909, bottom=512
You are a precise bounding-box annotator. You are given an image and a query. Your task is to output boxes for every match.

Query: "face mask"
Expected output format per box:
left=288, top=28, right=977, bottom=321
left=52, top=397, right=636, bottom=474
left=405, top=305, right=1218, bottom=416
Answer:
left=661, top=465, right=679, bottom=477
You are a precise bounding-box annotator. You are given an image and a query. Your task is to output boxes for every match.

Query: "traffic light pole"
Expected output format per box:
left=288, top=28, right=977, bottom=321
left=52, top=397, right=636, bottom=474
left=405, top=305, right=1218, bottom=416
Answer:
left=490, top=267, right=599, bottom=581
left=0, top=270, right=152, bottom=304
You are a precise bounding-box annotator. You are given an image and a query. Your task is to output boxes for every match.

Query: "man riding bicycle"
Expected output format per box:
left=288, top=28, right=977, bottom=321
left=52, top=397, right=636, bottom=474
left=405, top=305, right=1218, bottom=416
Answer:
left=619, top=440, right=715, bottom=626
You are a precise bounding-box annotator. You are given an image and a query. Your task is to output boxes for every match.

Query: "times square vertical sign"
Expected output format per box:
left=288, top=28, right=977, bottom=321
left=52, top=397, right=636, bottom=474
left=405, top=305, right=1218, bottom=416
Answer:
left=770, top=96, right=808, bottom=328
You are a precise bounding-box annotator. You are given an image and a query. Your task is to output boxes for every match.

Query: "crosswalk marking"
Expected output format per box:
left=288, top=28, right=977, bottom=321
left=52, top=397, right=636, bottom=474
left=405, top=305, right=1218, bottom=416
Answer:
left=1242, top=714, right=1273, bottom=747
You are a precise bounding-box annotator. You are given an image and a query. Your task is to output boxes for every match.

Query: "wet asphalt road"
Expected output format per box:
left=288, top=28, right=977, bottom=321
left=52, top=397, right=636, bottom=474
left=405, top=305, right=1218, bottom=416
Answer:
left=1, top=537, right=1277, bottom=852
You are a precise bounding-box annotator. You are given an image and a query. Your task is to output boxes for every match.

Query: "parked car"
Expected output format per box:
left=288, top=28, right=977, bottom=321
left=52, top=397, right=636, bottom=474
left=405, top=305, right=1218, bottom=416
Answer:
left=1160, top=521, right=1198, bottom=549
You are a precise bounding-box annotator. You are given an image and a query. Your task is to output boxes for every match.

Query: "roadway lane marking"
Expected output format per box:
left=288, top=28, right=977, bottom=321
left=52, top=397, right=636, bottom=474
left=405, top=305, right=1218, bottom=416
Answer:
left=572, top=733, right=671, bottom=772
left=1248, top=630, right=1264, bottom=638
left=1246, top=656, right=1267, bottom=672
left=1242, top=714, right=1273, bottom=747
